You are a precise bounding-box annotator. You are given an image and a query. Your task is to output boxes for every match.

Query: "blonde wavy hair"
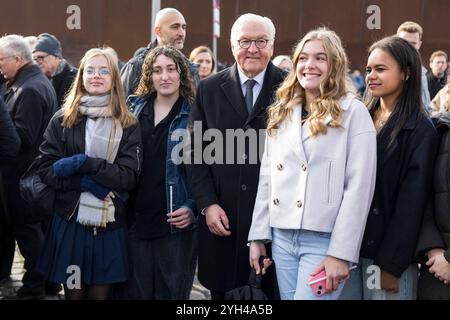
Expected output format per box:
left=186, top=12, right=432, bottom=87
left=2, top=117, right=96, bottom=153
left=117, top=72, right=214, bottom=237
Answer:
left=61, top=48, right=136, bottom=128
left=267, top=27, right=351, bottom=137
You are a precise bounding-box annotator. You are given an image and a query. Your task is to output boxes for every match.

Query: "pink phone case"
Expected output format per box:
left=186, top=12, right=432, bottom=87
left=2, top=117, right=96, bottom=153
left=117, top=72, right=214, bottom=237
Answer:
left=308, top=270, right=329, bottom=297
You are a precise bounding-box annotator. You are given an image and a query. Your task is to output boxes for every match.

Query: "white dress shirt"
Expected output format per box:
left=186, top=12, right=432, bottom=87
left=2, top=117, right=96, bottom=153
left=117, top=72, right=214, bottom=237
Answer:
left=237, top=66, right=267, bottom=107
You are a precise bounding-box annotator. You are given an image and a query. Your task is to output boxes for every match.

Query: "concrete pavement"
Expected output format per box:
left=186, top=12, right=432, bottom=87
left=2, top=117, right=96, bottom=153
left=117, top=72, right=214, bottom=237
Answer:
left=0, top=246, right=210, bottom=300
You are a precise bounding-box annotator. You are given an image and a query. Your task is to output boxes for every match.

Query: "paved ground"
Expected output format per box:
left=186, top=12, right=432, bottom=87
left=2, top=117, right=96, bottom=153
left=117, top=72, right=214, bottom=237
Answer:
left=0, top=245, right=210, bottom=300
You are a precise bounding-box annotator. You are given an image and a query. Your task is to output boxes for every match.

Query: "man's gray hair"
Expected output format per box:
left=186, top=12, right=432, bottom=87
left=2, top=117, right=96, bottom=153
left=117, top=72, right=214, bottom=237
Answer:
left=0, top=34, right=32, bottom=62
left=230, top=13, right=276, bottom=44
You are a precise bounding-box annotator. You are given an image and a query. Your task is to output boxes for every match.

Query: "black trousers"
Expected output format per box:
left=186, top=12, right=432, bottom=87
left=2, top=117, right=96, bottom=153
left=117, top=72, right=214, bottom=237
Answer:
left=13, top=222, right=45, bottom=291
left=418, top=264, right=450, bottom=300
left=210, top=291, right=225, bottom=300
left=0, top=223, right=15, bottom=280
left=126, top=226, right=198, bottom=300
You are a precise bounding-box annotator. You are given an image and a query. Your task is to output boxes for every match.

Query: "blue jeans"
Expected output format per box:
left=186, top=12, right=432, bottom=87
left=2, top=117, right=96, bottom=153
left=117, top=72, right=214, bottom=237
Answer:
left=271, top=228, right=347, bottom=300
left=339, top=258, right=418, bottom=300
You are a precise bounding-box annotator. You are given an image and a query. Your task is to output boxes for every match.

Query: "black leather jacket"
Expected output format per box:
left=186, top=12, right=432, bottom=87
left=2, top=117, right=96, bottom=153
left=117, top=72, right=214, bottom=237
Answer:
left=36, top=111, right=142, bottom=232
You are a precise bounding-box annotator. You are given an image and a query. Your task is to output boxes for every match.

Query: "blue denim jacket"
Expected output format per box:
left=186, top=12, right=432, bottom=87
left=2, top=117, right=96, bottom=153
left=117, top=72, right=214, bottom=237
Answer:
left=127, top=94, right=197, bottom=220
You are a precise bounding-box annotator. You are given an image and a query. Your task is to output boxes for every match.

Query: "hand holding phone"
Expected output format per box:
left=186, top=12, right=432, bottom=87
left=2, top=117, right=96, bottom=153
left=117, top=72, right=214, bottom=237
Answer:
left=308, top=265, right=357, bottom=297
left=308, top=270, right=328, bottom=297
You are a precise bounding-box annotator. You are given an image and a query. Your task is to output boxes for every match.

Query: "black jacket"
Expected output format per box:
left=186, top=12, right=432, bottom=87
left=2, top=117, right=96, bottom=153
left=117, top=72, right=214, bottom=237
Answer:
left=120, top=40, right=200, bottom=98
left=2, top=63, right=57, bottom=224
left=36, top=111, right=142, bottom=232
left=186, top=62, right=285, bottom=293
left=0, top=74, right=5, bottom=95
left=416, top=113, right=450, bottom=263
left=427, top=72, right=447, bottom=101
left=0, top=97, right=20, bottom=224
left=0, top=97, right=20, bottom=161
left=52, top=62, right=77, bottom=108
left=360, top=110, right=439, bottom=277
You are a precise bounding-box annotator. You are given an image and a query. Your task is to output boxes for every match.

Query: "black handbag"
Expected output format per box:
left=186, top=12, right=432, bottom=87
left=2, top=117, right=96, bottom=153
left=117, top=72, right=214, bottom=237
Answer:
left=19, top=155, right=54, bottom=218
left=224, top=256, right=276, bottom=300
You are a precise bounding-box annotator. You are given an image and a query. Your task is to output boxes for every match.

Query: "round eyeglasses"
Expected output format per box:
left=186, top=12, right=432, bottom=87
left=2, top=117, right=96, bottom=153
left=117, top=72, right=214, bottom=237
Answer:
left=33, top=54, right=49, bottom=63
left=84, top=68, right=111, bottom=77
left=237, top=39, right=271, bottom=49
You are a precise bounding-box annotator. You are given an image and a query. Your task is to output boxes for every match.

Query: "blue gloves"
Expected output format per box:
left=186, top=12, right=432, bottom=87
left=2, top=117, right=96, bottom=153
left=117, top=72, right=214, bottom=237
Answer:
left=53, top=154, right=87, bottom=177
left=80, top=175, right=110, bottom=200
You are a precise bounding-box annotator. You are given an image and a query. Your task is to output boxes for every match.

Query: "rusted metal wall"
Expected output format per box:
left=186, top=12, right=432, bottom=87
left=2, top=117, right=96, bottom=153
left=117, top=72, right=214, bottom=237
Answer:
left=1, top=0, right=152, bottom=65
left=1, top=0, right=449, bottom=71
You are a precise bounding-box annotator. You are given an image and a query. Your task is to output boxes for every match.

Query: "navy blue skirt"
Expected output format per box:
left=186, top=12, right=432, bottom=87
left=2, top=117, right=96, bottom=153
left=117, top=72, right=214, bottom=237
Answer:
left=37, top=214, right=129, bottom=285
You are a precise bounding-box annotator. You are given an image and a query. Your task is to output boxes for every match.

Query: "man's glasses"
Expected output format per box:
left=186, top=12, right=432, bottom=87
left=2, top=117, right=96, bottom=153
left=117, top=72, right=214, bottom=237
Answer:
left=84, top=67, right=112, bottom=77
left=33, top=54, right=49, bottom=63
left=237, top=38, right=271, bottom=49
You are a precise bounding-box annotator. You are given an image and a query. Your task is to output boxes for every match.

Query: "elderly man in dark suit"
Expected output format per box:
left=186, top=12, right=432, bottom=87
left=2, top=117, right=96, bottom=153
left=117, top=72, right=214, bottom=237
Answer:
left=187, top=13, right=285, bottom=300
left=0, top=34, right=57, bottom=299
left=0, top=96, right=20, bottom=286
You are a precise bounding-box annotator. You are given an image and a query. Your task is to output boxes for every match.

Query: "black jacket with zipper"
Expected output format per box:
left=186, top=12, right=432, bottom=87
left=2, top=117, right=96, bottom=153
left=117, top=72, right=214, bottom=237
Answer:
left=36, top=110, right=142, bottom=232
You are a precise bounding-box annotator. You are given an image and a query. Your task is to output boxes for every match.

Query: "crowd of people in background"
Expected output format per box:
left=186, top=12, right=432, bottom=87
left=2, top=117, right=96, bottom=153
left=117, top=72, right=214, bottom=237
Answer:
left=0, top=7, right=449, bottom=301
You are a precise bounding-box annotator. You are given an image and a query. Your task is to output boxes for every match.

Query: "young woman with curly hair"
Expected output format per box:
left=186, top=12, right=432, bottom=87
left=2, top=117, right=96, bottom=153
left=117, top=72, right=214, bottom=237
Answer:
left=125, top=46, right=197, bottom=299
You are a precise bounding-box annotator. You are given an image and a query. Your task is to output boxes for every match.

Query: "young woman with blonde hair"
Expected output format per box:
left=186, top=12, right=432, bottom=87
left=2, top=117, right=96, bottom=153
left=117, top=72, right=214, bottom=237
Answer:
left=248, top=27, right=377, bottom=300
left=36, top=48, right=142, bottom=300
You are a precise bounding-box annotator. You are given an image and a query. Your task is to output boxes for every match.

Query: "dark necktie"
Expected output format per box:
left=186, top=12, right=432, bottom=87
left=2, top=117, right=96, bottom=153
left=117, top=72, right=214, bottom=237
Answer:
left=245, top=79, right=256, bottom=113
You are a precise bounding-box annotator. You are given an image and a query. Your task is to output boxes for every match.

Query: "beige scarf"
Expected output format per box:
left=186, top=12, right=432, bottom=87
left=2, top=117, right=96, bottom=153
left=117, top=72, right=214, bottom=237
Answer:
left=76, top=95, right=123, bottom=228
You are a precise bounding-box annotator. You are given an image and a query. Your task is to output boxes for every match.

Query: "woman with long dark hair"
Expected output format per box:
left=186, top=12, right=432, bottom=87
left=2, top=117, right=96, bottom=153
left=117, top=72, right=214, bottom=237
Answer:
left=341, top=36, right=439, bottom=300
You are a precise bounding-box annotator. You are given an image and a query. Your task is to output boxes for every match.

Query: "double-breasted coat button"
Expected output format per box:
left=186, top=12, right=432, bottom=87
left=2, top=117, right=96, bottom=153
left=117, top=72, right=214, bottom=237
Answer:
left=273, top=198, right=280, bottom=206
left=372, top=208, right=380, bottom=215
left=241, top=184, right=247, bottom=191
left=277, top=164, right=284, bottom=171
left=367, top=240, right=375, bottom=246
left=296, top=200, right=302, bottom=208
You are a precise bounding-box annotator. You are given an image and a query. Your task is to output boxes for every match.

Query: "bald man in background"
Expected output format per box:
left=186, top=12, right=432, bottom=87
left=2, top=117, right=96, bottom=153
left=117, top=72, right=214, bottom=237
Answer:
left=121, top=7, right=199, bottom=97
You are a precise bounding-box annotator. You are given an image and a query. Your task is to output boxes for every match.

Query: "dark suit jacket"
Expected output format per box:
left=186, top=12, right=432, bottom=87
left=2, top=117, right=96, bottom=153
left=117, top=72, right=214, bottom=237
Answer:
left=0, top=97, right=20, bottom=224
left=52, top=62, right=77, bottom=108
left=187, top=62, right=285, bottom=293
left=360, top=109, right=439, bottom=277
left=2, top=63, right=57, bottom=224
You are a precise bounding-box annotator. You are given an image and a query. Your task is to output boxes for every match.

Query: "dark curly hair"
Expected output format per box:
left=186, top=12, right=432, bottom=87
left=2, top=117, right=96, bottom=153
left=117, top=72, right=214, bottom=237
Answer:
left=135, top=46, right=195, bottom=104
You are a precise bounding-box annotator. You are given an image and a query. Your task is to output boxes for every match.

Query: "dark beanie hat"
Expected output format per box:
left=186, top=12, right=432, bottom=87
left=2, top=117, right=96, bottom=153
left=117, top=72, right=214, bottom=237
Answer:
left=33, top=33, right=63, bottom=58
